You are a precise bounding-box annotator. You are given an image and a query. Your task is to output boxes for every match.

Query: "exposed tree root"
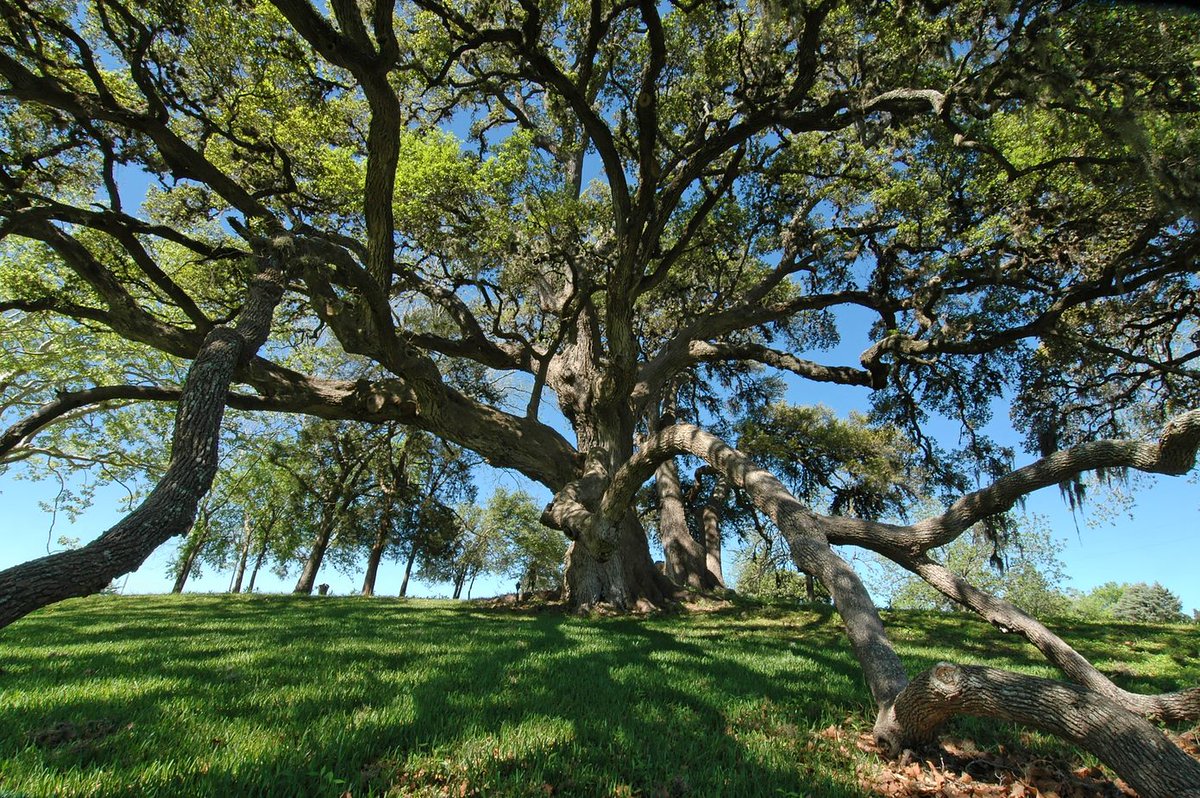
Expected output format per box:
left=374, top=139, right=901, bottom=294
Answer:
left=908, top=556, right=1200, bottom=723
left=877, top=663, right=1200, bottom=798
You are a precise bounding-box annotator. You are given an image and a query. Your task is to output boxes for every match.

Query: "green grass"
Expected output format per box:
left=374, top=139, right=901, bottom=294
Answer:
left=0, top=596, right=1196, bottom=797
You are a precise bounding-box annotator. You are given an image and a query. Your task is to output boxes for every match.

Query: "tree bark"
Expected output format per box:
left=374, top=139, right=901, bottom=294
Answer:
left=0, top=253, right=287, bottom=629
left=883, top=663, right=1200, bottom=798
left=614, top=425, right=1200, bottom=791
left=398, top=546, right=417, bottom=597
left=562, top=514, right=678, bottom=611
left=360, top=507, right=391, bottom=597
left=293, top=516, right=334, bottom=595
left=698, top=474, right=727, bottom=587
left=907, top=555, right=1200, bottom=721
left=229, top=513, right=254, bottom=593
left=655, top=457, right=718, bottom=590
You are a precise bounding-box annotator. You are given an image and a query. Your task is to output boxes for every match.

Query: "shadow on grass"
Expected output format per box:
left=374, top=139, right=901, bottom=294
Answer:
left=2, top=595, right=871, bottom=797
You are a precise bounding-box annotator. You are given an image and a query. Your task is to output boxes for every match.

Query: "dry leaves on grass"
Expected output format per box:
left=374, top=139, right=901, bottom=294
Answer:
left=807, top=722, right=1200, bottom=798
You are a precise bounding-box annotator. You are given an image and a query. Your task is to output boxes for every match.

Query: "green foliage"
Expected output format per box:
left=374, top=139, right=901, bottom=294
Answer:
left=736, top=404, right=916, bottom=520
left=1111, top=582, right=1186, bottom=624
left=885, top=519, right=1071, bottom=616
left=483, top=488, right=566, bottom=594
left=2, top=596, right=1198, bottom=797
left=1070, top=581, right=1129, bottom=621
left=1067, top=581, right=1188, bottom=624
left=732, top=549, right=828, bottom=605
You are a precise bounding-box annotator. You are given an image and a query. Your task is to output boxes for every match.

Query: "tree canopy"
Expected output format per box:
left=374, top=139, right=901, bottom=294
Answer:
left=2, top=1, right=1200, bottom=793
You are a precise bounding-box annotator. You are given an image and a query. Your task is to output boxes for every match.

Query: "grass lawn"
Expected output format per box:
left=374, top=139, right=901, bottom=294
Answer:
left=1, top=595, right=1197, bottom=797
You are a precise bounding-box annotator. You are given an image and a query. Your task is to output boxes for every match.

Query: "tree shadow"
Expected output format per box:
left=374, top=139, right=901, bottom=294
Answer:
left=2, top=596, right=876, bottom=797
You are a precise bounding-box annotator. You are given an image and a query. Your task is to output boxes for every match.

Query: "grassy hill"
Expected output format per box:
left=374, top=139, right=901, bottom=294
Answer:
left=1, top=595, right=1197, bottom=797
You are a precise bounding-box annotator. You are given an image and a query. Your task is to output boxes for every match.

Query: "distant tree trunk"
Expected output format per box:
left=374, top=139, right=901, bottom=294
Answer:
left=467, top=571, right=478, bottom=600
left=293, top=513, right=335, bottom=595
left=655, top=457, right=717, bottom=590
left=246, top=526, right=272, bottom=594
left=398, top=546, right=418, bottom=597
left=361, top=505, right=392, bottom=596
left=452, top=567, right=466, bottom=599
left=171, top=512, right=210, bottom=594
left=0, top=251, right=288, bottom=629
left=698, top=474, right=728, bottom=587
left=805, top=573, right=816, bottom=602
left=229, top=513, right=254, bottom=593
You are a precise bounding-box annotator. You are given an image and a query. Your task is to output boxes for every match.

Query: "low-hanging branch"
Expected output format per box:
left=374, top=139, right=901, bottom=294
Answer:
left=0, top=245, right=290, bottom=629
left=567, top=421, right=1200, bottom=796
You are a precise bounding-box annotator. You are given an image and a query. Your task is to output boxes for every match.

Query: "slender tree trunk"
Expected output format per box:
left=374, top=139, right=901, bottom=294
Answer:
left=229, top=513, right=254, bottom=593
left=655, top=457, right=717, bottom=590
left=698, top=475, right=728, bottom=587
left=0, top=254, right=287, bottom=629
left=360, top=509, right=391, bottom=597
left=246, top=527, right=271, bottom=594
left=467, top=571, right=477, bottom=600
left=452, top=568, right=466, bottom=600
left=398, top=546, right=417, bottom=597
left=172, top=514, right=209, bottom=594
left=293, top=514, right=334, bottom=595
left=361, top=541, right=386, bottom=597
left=805, top=573, right=816, bottom=602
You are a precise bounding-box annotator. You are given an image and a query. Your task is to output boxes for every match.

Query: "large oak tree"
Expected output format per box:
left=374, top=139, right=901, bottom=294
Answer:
left=2, top=0, right=1199, bottom=792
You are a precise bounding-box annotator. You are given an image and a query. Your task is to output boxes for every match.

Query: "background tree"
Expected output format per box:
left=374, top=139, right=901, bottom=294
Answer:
left=1111, top=582, right=1186, bottom=624
left=884, top=518, right=1071, bottom=617
left=1069, top=581, right=1128, bottom=620
left=487, top=487, right=568, bottom=598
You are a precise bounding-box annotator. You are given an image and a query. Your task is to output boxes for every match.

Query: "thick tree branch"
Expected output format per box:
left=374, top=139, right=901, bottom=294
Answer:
left=884, top=663, right=1200, bottom=798
left=905, top=555, right=1200, bottom=722
left=0, top=244, right=290, bottom=629
left=685, top=341, right=874, bottom=387
left=903, top=409, right=1200, bottom=550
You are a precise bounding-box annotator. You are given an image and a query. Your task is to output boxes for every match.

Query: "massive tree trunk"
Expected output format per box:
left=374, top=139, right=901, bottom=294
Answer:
left=562, top=515, right=676, bottom=611
left=655, top=457, right=719, bottom=590
left=0, top=253, right=287, bottom=629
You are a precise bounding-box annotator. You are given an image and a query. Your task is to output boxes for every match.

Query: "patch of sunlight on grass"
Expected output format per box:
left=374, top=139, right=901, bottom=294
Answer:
left=1, top=595, right=1196, bottom=797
